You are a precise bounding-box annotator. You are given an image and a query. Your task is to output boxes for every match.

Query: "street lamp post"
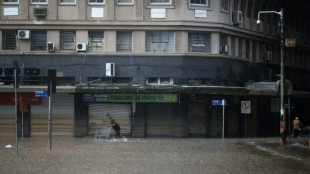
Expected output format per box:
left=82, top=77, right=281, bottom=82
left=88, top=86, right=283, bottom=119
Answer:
left=257, top=8, right=286, bottom=144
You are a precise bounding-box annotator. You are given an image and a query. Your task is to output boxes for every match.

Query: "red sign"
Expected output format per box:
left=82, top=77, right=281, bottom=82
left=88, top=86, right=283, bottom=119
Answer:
left=0, top=93, right=42, bottom=105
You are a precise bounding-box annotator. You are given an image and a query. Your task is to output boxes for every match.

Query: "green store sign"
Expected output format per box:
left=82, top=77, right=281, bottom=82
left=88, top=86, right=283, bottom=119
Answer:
left=109, top=94, right=178, bottom=103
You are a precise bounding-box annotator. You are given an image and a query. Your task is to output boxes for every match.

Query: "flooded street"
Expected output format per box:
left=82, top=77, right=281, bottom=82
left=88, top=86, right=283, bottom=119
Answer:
left=1, top=137, right=310, bottom=174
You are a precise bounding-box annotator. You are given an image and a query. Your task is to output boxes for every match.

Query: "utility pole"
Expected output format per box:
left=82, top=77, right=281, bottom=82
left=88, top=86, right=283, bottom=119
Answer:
left=257, top=9, right=286, bottom=144
left=13, top=60, right=19, bottom=156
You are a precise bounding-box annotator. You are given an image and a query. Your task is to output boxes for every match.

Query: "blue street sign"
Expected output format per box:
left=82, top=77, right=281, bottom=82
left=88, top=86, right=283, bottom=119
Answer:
left=212, top=99, right=227, bottom=106
left=35, top=90, right=48, bottom=97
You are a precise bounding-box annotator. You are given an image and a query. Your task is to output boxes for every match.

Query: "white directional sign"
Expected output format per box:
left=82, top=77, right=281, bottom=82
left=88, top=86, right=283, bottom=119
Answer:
left=241, top=101, right=251, bottom=114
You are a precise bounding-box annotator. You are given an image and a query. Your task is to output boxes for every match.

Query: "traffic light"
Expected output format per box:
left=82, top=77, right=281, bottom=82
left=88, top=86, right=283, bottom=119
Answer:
left=19, top=94, right=29, bottom=112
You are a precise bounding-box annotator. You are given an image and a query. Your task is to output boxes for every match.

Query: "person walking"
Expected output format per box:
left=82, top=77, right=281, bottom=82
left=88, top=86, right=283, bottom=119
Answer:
left=107, top=116, right=121, bottom=138
left=292, top=117, right=302, bottom=138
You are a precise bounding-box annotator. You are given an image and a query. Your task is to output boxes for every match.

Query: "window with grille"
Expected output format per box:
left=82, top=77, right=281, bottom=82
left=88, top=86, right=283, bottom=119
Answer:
left=149, top=0, right=171, bottom=5
left=146, top=77, right=174, bottom=86
left=117, top=32, right=132, bottom=52
left=88, top=31, right=104, bottom=52
left=190, top=0, right=208, bottom=6
left=31, top=31, right=47, bottom=51
left=146, top=31, right=174, bottom=52
left=60, top=31, right=76, bottom=51
left=117, top=0, right=133, bottom=4
left=188, top=33, right=210, bottom=53
left=31, top=0, right=47, bottom=4
left=2, top=0, right=19, bottom=4
left=2, top=30, right=17, bottom=50
left=59, top=0, right=75, bottom=4
left=88, top=0, right=104, bottom=4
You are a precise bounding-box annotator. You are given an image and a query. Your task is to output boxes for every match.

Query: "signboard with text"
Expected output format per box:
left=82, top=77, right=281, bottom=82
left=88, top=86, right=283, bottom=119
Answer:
left=0, top=92, right=42, bottom=105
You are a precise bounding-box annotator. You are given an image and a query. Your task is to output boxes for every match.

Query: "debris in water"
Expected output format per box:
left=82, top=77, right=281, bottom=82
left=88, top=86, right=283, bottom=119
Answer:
left=5, top=144, right=13, bottom=149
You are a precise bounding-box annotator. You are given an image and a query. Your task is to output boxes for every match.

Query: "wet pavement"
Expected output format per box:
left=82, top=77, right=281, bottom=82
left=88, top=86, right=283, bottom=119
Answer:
left=1, top=136, right=310, bottom=174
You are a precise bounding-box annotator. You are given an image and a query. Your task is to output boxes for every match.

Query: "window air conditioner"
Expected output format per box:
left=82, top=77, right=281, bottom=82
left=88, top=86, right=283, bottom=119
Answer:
left=263, top=51, right=272, bottom=61
left=76, top=42, right=87, bottom=52
left=220, top=45, right=229, bottom=53
left=106, top=63, right=115, bottom=77
left=34, top=8, right=47, bottom=17
left=18, top=30, right=30, bottom=39
left=232, top=10, right=243, bottom=24
left=48, top=42, right=55, bottom=52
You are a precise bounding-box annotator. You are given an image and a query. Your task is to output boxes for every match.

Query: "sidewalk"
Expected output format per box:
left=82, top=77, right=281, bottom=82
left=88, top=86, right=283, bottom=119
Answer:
left=1, top=137, right=309, bottom=174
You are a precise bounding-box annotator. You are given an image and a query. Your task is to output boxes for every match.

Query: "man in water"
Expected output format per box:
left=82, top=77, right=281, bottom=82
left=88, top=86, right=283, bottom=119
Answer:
left=107, top=116, right=121, bottom=138
left=292, top=117, right=302, bottom=138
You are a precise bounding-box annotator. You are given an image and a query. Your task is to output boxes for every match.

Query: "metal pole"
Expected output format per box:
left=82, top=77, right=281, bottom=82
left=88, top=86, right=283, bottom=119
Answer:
left=222, top=99, right=225, bottom=139
left=14, top=69, right=18, bottom=156
left=279, top=8, right=286, bottom=144
left=48, top=82, right=52, bottom=150
left=22, top=112, right=24, bottom=138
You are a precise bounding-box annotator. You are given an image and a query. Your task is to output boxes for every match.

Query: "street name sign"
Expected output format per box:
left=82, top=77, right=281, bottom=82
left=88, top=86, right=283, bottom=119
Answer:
left=35, top=90, right=48, bottom=97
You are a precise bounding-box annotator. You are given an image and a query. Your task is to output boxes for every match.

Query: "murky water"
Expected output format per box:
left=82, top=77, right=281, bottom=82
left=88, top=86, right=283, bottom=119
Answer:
left=0, top=137, right=309, bottom=174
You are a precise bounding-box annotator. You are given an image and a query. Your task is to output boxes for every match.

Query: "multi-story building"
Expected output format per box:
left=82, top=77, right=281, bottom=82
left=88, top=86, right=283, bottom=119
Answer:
left=0, top=0, right=309, bottom=138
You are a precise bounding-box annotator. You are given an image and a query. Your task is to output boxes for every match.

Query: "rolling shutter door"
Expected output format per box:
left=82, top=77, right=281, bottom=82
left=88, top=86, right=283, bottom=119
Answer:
left=188, top=104, right=208, bottom=135
left=0, top=106, right=14, bottom=136
left=31, top=94, right=74, bottom=136
left=146, top=103, right=174, bottom=137
left=88, top=103, right=131, bottom=136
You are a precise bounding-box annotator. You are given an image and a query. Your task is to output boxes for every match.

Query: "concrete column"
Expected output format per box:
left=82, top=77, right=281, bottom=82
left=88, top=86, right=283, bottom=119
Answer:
left=175, top=32, right=188, bottom=53
left=211, top=33, right=220, bottom=54
left=105, top=31, right=116, bottom=52
left=132, top=31, right=145, bottom=53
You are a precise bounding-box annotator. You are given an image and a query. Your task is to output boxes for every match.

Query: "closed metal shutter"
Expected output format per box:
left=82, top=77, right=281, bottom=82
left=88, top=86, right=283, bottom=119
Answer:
left=146, top=103, right=174, bottom=137
left=0, top=105, right=15, bottom=136
left=188, top=104, right=208, bottom=136
left=31, top=94, right=74, bottom=136
left=88, top=103, right=131, bottom=136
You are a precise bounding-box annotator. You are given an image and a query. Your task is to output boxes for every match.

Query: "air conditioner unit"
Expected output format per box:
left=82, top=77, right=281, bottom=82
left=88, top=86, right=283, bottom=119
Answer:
left=76, top=42, right=87, bottom=52
left=106, top=63, right=115, bottom=77
left=18, top=30, right=30, bottom=39
left=232, top=10, right=243, bottom=24
left=34, top=8, right=47, bottom=17
left=263, top=51, right=272, bottom=61
left=220, top=45, right=229, bottom=53
left=48, top=42, right=55, bottom=52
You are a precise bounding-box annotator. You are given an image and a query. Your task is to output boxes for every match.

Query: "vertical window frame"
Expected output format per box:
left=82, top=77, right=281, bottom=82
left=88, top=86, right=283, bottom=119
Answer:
left=2, top=30, right=17, bottom=50
left=88, top=31, right=105, bottom=52
left=149, top=0, right=171, bottom=5
left=59, top=0, right=76, bottom=5
left=60, top=31, right=76, bottom=51
left=31, top=0, right=48, bottom=5
left=190, top=0, right=209, bottom=7
left=31, top=30, right=47, bottom=51
left=88, top=0, right=105, bottom=5
left=117, top=31, right=132, bottom=52
left=117, top=0, right=134, bottom=5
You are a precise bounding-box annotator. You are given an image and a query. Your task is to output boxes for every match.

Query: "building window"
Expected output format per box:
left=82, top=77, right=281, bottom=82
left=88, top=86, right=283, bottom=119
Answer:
left=88, top=0, right=104, bottom=5
left=146, top=31, right=174, bottom=52
left=2, top=30, right=17, bottom=50
left=60, top=31, right=76, bottom=51
left=31, top=31, right=47, bottom=51
left=2, top=0, right=19, bottom=4
left=146, top=77, right=174, bottom=86
left=188, top=33, right=210, bottom=53
left=149, top=0, right=171, bottom=5
left=88, top=31, right=104, bottom=52
left=117, top=0, right=133, bottom=4
left=221, top=0, right=228, bottom=11
left=117, top=32, right=132, bottom=52
left=59, top=0, right=76, bottom=4
left=31, top=0, right=47, bottom=4
left=190, top=0, right=208, bottom=6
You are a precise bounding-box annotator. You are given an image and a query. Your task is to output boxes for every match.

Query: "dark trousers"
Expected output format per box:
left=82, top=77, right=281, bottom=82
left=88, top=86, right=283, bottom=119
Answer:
left=293, top=128, right=301, bottom=138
